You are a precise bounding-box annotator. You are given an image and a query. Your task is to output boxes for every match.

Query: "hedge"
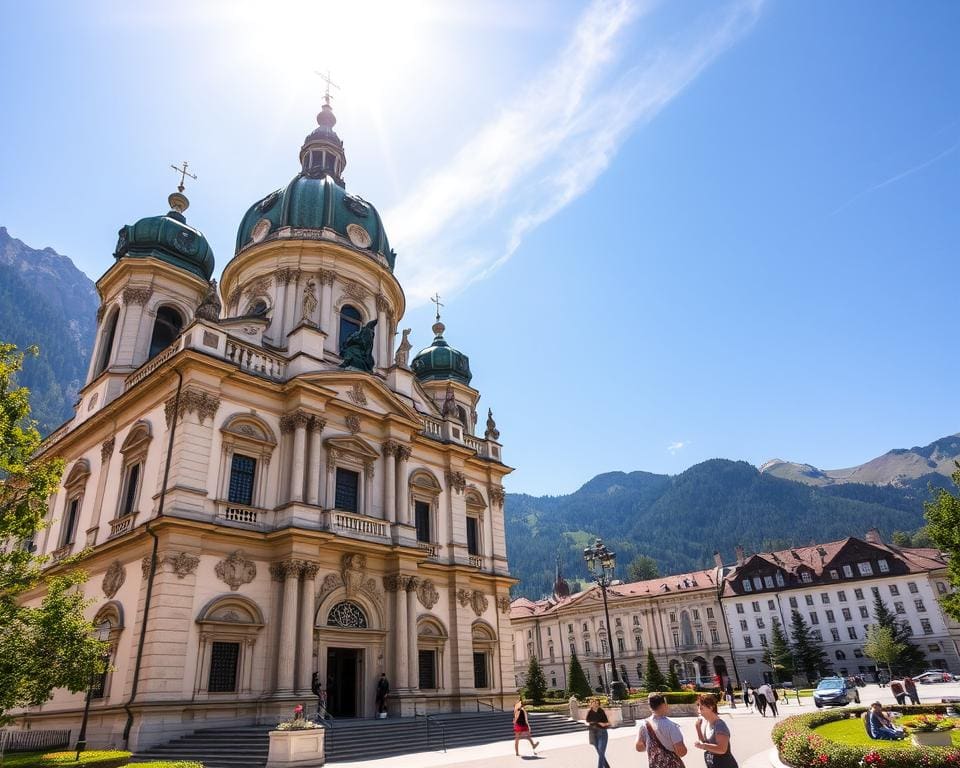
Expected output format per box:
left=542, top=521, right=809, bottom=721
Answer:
left=0, top=752, right=132, bottom=768
left=771, top=707, right=960, bottom=768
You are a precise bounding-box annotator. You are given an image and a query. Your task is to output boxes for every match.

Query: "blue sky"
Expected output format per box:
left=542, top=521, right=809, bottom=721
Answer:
left=1, top=0, right=958, bottom=495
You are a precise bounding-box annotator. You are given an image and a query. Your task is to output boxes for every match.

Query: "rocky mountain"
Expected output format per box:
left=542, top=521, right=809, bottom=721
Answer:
left=0, top=227, right=98, bottom=433
left=760, top=434, right=960, bottom=488
left=506, top=450, right=955, bottom=599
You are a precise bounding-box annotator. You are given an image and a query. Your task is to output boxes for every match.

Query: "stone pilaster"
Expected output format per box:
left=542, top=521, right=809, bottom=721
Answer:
left=306, top=418, right=326, bottom=505
left=395, top=445, right=411, bottom=525
left=298, top=562, right=320, bottom=693
left=406, top=576, right=420, bottom=690
left=272, top=560, right=306, bottom=692
left=382, top=441, right=397, bottom=524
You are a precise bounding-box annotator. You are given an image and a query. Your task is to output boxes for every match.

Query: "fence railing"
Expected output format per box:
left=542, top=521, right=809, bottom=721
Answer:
left=0, top=729, right=71, bottom=755
left=333, top=512, right=387, bottom=538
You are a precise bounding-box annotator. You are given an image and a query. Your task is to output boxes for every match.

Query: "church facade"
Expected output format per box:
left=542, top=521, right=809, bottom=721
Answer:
left=17, top=97, right=515, bottom=750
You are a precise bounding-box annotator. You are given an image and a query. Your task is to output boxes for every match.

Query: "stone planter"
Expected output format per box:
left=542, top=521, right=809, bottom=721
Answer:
left=910, top=730, right=953, bottom=747
left=575, top=706, right=624, bottom=727
left=266, top=728, right=326, bottom=768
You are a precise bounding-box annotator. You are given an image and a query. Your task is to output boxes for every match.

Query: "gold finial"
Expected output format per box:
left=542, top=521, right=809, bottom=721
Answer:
left=315, top=69, right=340, bottom=106
left=430, top=292, right=444, bottom=322
left=430, top=292, right=445, bottom=336
left=170, top=161, right=197, bottom=193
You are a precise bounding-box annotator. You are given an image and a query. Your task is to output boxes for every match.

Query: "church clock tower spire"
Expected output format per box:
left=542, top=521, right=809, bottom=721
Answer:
left=300, top=70, right=346, bottom=185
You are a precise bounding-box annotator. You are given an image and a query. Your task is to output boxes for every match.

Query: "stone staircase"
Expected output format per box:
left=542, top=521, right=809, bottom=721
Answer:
left=132, top=711, right=589, bottom=767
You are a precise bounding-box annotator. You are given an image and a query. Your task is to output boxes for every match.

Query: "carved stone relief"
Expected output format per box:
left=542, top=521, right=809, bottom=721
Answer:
left=101, top=560, right=126, bottom=598
left=215, top=550, right=257, bottom=591
left=164, top=387, right=221, bottom=427
left=488, top=486, right=506, bottom=508
left=243, top=275, right=273, bottom=298
left=346, top=415, right=361, bottom=434
left=347, top=383, right=367, bottom=406
left=457, top=588, right=488, bottom=616
left=417, top=578, right=439, bottom=609
left=100, top=437, right=116, bottom=463
left=317, top=554, right=382, bottom=606
left=445, top=471, right=467, bottom=494
left=341, top=280, right=370, bottom=302
left=496, top=595, right=511, bottom=615
left=122, top=286, right=153, bottom=306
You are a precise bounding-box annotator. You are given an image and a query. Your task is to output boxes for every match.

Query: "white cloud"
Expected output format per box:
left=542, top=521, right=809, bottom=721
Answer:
left=388, top=0, right=764, bottom=305
left=667, top=441, right=688, bottom=455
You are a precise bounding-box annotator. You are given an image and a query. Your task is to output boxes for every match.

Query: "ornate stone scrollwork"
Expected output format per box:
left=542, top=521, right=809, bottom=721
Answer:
left=216, top=550, right=257, bottom=591
left=243, top=275, right=272, bottom=298
left=280, top=409, right=312, bottom=434
left=141, top=555, right=156, bottom=579
left=227, top=286, right=243, bottom=308
left=274, top=267, right=301, bottom=285
left=309, top=416, right=327, bottom=434
left=382, top=439, right=399, bottom=458
left=417, top=578, right=439, bottom=609
left=496, top=595, right=511, bottom=615
left=346, top=414, right=361, bottom=434
left=166, top=552, right=200, bottom=578
left=318, top=269, right=336, bottom=286
left=100, top=437, right=116, bottom=462
left=375, top=293, right=391, bottom=313
left=488, top=486, right=506, bottom=508
left=445, top=471, right=467, bottom=494
left=101, top=560, right=126, bottom=599
left=457, top=588, right=488, bottom=616
left=341, top=280, right=370, bottom=302
left=347, top=383, right=367, bottom=406
left=318, top=554, right=382, bottom=606
left=122, top=286, right=153, bottom=306
left=395, top=444, right=412, bottom=462
left=164, top=387, right=221, bottom=427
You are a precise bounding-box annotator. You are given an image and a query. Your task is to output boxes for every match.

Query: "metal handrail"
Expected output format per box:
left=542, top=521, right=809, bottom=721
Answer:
left=306, top=707, right=335, bottom=727
left=477, top=698, right=500, bottom=712
left=415, top=712, right=446, bottom=753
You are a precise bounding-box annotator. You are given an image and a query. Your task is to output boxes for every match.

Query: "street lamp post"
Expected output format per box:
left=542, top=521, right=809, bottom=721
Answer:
left=583, top=538, right=626, bottom=701
left=75, top=627, right=111, bottom=759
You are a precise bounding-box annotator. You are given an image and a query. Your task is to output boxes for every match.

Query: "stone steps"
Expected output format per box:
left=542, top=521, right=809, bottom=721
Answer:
left=132, top=712, right=588, bottom=767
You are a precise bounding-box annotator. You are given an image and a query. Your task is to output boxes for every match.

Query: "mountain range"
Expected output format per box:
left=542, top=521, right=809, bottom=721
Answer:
left=1, top=226, right=956, bottom=601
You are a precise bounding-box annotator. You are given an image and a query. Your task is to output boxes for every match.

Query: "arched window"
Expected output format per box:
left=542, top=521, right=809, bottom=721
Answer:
left=327, top=601, right=368, bottom=629
left=148, top=306, right=184, bottom=360
left=339, top=305, right=362, bottom=354
left=247, top=298, right=268, bottom=316
left=94, top=308, right=119, bottom=377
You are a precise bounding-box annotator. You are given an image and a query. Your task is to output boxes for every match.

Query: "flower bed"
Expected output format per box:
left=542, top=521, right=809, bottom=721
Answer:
left=771, top=707, right=960, bottom=767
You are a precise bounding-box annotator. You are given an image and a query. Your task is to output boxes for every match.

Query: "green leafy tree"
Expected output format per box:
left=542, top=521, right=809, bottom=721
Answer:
left=864, top=624, right=904, bottom=679
left=665, top=665, right=682, bottom=692
left=762, top=617, right=793, bottom=683
left=644, top=649, right=668, bottom=691
left=0, top=343, right=109, bottom=717
left=788, top=609, right=831, bottom=682
left=626, top=555, right=659, bottom=582
left=523, top=655, right=548, bottom=704
left=566, top=652, right=591, bottom=699
left=872, top=595, right=925, bottom=674
left=891, top=530, right=913, bottom=547
left=926, top=464, right=960, bottom=620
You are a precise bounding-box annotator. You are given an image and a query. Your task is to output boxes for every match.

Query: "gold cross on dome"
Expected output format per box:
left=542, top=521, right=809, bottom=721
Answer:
left=316, top=69, right=340, bottom=105
left=169, top=161, right=197, bottom=193
left=430, top=292, right=444, bottom=322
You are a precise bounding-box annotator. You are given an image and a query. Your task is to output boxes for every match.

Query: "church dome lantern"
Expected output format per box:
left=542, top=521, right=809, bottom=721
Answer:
left=411, top=316, right=472, bottom=386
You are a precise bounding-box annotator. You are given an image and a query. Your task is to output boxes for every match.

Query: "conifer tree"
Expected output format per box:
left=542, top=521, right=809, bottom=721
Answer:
left=665, top=665, right=682, bottom=691
left=523, top=655, right=548, bottom=704
left=644, top=649, right=668, bottom=691
left=762, top=616, right=793, bottom=683
left=871, top=594, right=925, bottom=674
left=788, top=609, right=831, bottom=682
left=566, top=651, right=591, bottom=699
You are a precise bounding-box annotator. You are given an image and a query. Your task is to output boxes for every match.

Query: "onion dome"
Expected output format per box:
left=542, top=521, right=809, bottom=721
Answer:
left=114, top=191, right=214, bottom=281
left=411, top=318, right=472, bottom=385
left=234, top=98, right=395, bottom=270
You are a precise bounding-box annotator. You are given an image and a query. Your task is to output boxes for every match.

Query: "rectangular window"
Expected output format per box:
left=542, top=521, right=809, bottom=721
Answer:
left=742, top=580, right=752, bottom=592
left=760, top=633, right=768, bottom=647
left=825, top=610, right=835, bottom=623
left=466, top=516, right=480, bottom=555
left=915, top=599, right=926, bottom=612
left=805, top=595, right=814, bottom=606
left=829, top=569, right=839, bottom=580
left=695, top=630, right=703, bottom=645
left=706, top=608, right=714, bottom=619
left=838, top=590, right=847, bottom=602
left=585, top=640, right=591, bottom=653
left=334, top=467, right=360, bottom=512
left=821, top=592, right=830, bottom=604
left=801, top=572, right=813, bottom=584
left=847, top=626, right=857, bottom=640
left=569, top=623, right=574, bottom=633
left=809, top=612, right=819, bottom=625
left=920, top=619, right=933, bottom=635
left=414, top=500, right=431, bottom=543
left=61, top=497, right=80, bottom=546
left=670, top=612, right=677, bottom=622
left=842, top=565, right=854, bottom=578
left=692, top=610, right=699, bottom=621
left=889, top=585, right=900, bottom=596
left=618, top=637, right=625, bottom=652
left=752, top=601, right=760, bottom=612
left=753, top=577, right=763, bottom=591
left=756, top=617, right=765, bottom=629
left=740, top=620, right=748, bottom=631
left=871, top=587, right=879, bottom=597
left=878, top=558, right=890, bottom=573
left=938, top=582, right=949, bottom=595
left=208, top=642, right=240, bottom=693
left=854, top=588, right=864, bottom=601
left=473, top=652, right=489, bottom=688
left=789, top=597, right=798, bottom=609
left=830, top=628, right=840, bottom=642
left=763, top=576, right=774, bottom=589
left=811, top=629, right=822, bottom=641
left=744, top=636, right=753, bottom=648
left=615, top=617, right=622, bottom=627
left=859, top=606, right=869, bottom=619
left=228, top=454, right=257, bottom=505
left=894, top=601, right=905, bottom=614
left=768, top=600, right=776, bottom=610
left=711, top=628, right=720, bottom=643
left=672, top=631, right=680, bottom=647
left=842, top=608, right=852, bottom=620
left=908, top=582, right=919, bottom=594
left=419, top=649, right=437, bottom=689
left=736, top=603, right=745, bottom=614
left=775, top=572, right=785, bottom=587
left=858, top=562, right=873, bottom=576
left=120, top=462, right=141, bottom=517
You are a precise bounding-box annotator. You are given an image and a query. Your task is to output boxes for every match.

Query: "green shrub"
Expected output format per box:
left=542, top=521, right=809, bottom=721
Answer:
left=771, top=708, right=960, bottom=767
left=0, top=752, right=133, bottom=768
left=663, top=691, right=697, bottom=704
left=134, top=763, right=204, bottom=767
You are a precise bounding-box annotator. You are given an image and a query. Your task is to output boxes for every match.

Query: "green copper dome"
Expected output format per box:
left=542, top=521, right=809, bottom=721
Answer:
left=234, top=101, right=395, bottom=270
left=412, top=321, right=472, bottom=385
left=114, top=193, right=214, bottom=281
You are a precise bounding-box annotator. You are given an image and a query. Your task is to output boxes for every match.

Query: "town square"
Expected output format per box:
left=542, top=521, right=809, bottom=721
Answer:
left=1, top=1, right=959, bottom=767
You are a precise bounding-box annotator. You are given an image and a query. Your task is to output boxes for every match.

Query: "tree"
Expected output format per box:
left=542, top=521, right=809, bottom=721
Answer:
left=626, top=555, right=659, bottom=582
left=644, top=649, right=668, bottom=691
left=788, top=609, right=831, bottom=683
left=872, top=595, right=925, bottom=674
left=864, top=624, right=904, bottom=679
left=891, top=530, right=913, bottom=547
left=665, top=665, right=682, bottom=692
left=926, top=464, right=960, bottom=620
left=762, top=617, right=793, bottom=683
left=566, top=652, right=591, bottom=699
left=0, top=343, right=108, bottom=717
left=523, top=655, right=548, bottom=704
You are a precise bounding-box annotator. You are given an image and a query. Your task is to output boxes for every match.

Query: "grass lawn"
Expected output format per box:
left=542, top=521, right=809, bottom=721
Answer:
left=815, top=718, right=960, bottom=749
left=0, top=754, right=200, bottom=768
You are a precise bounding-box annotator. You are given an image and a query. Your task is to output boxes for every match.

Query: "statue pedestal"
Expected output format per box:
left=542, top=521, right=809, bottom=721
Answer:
left=287, top=324, right=327, bottom=373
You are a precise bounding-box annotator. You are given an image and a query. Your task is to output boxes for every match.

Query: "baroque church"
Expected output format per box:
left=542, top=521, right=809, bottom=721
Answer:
left=18, top=94, right=515, bottom=750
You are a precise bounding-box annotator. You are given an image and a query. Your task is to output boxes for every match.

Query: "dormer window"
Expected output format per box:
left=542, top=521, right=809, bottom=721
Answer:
left=878, top=558, right=890, bottom=573
left=800, top=571, right=813, bottom=584
left=775, top=572, right=785, bottom=587
left=742, top=579, right=753, bottom=592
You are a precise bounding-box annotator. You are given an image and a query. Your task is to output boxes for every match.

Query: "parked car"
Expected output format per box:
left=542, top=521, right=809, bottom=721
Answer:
left=813, top=676, right=861, bottom=708
left=914, top=670, right=952, bottom=684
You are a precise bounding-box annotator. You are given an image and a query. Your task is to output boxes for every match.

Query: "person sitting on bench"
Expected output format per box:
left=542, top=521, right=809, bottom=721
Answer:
left=865, top=702, right=906, bottom=740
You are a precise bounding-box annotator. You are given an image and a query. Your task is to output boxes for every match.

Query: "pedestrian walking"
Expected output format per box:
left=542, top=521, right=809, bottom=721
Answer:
left=742, top=686, right=753, bottom=713
left=694, top=693, right=739, bottom=768
left=513, top=697, right=539, bottom=756
left=889, top=679, right=907, bottom=705
left=758, top=682, right=778, bottom=717
left=725, top=681, right=736, bottom=709
left=375, top=672, right=389, bottom=716
left=754, top=685, right=768, bottom=717
left=903, top=677, right=920, bottom=705
left=635, top=692, right=687, bottom=767
left=586, top=697, right=611, bottom=768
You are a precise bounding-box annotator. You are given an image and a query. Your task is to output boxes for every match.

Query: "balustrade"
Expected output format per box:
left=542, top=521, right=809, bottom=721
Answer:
left=109, top=514, right=136, bottom=538
left=333, top=511, right=387, bottom=538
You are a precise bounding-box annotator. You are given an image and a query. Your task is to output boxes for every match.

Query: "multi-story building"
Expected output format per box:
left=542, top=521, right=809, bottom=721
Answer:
left=510, top=562, right=736, bottom=692
left=13, top=96, right=516, bottom=751
left=720, top=529, right=959, bottom=684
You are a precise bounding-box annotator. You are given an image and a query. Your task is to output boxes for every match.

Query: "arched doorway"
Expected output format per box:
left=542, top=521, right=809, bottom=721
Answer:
left=713, top=656, right=729, bottom=687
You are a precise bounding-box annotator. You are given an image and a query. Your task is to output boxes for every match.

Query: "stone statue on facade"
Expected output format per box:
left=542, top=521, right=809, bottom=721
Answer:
left=394, top=328, right=412, bottom=368
left=485, top=408, right=500, bottom=441
left=300, top=279, right=318, bottom=325
left=195, top=279, right=222, bottom=322
left=440, top=384, right=457, bottom=418
left=339, top=319, right=378, bottom=371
